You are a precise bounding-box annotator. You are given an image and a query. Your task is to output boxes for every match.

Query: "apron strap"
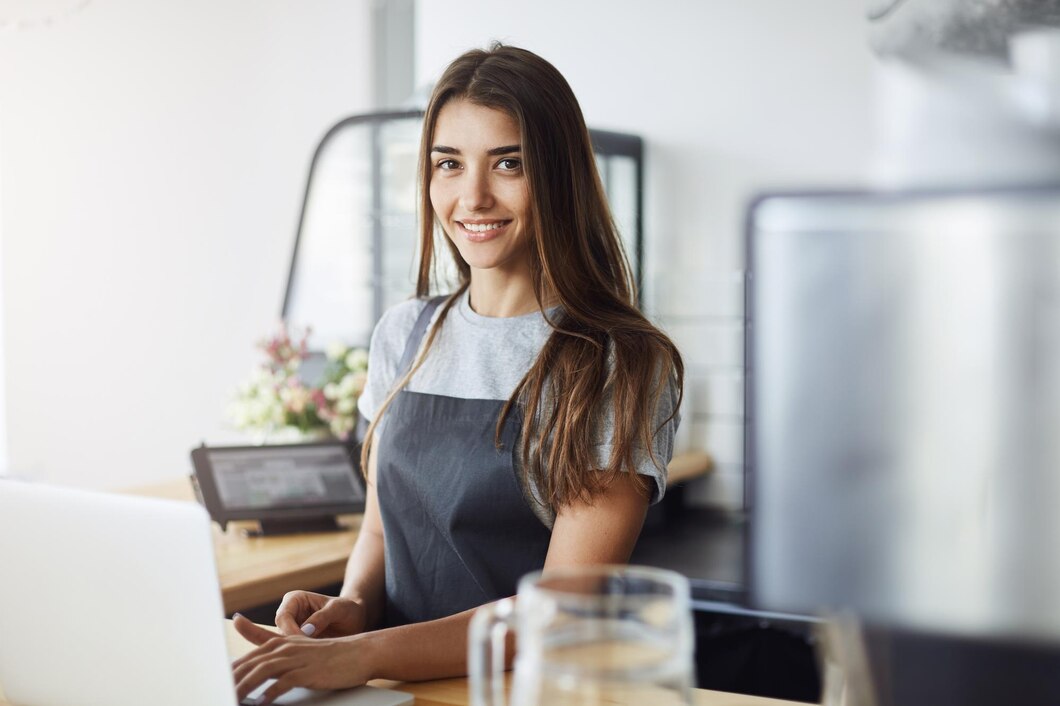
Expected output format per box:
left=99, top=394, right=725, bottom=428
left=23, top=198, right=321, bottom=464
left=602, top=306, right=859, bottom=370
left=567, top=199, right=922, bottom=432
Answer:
left=355, top=295, right=447, bottom=445
left=395, top=295, right=447, bottom=379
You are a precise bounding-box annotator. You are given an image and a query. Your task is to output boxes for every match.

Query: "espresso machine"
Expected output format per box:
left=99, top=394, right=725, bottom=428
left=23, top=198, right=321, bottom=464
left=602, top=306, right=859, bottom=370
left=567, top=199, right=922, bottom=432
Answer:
left=747, top=3, right=1060, bottom=704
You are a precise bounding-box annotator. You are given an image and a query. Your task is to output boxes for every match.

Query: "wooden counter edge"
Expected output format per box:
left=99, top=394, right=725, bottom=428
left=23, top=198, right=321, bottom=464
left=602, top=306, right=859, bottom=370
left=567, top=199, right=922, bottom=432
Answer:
left=126, top=450, right=714, bottom=503
left=668, top=450, right=714, bottom=485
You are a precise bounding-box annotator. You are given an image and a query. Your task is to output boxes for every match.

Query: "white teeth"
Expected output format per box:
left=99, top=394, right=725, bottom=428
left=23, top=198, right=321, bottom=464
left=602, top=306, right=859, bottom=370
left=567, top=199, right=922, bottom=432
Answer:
left=462, top=222, right=505, bottom=233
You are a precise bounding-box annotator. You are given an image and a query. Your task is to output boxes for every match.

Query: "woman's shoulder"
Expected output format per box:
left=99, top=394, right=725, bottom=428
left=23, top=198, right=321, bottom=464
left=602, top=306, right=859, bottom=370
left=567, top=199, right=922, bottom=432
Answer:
left=367, top=298, right=433, bottom=366
left=376, top=297, right=431, bottom=334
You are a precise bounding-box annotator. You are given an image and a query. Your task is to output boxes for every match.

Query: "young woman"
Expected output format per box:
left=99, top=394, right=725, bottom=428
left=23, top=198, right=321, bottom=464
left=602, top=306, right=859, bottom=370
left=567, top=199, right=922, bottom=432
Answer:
left=232, top=43, right=683, bottom=702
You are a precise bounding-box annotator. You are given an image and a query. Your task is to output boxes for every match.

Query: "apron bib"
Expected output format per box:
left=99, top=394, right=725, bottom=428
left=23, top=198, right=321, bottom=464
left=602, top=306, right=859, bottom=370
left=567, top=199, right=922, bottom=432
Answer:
left=375, top=297, right=552, bottom=626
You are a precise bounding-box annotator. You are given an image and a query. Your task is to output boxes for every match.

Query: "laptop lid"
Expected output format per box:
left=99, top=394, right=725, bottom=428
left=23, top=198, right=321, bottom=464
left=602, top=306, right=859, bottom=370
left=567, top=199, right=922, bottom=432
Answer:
left=0, top=480, right=236, bottom=706
left=0, top=481, right=414, bottom=706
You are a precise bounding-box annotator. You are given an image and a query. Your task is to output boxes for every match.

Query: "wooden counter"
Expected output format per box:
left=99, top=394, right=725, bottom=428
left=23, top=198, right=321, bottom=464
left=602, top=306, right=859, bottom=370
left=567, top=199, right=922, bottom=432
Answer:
left=222, top=621, right=808, bottom=706
left=127, top=451, right=714, bottom=615
left=0, top=618, right=807, bottom=706
left=0, top=452, right=799, bottom=706
left=125, top=477, right=362, bottom=614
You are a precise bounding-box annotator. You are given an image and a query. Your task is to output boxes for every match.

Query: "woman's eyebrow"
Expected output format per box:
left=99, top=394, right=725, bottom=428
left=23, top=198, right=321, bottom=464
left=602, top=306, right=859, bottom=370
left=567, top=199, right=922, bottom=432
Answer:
left=430, top=144, right=521, bottom=155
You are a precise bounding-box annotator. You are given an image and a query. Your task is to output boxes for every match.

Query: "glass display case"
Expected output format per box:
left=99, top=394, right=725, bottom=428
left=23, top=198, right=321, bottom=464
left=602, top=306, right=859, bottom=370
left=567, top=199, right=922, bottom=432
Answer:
left=281, top=110, right=644, bottom=350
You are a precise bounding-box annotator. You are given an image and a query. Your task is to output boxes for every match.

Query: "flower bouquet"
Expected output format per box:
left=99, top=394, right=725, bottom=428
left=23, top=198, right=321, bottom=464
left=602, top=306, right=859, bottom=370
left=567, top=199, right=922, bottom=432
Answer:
left=228, top=323, right=368, bottom=442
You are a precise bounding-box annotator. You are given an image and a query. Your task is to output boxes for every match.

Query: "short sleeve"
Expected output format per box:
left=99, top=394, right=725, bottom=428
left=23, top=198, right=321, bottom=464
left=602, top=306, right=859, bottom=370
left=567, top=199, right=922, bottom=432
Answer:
left=357, top=298, right=428, bottom=423
left=591, top=366, right=682, bottom=505
left=520, top=357, right=682, bottom=529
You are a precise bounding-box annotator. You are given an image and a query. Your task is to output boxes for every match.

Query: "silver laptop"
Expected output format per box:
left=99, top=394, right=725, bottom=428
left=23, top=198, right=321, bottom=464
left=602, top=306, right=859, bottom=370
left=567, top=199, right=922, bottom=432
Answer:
left=0, top=480, right=412, bottom=706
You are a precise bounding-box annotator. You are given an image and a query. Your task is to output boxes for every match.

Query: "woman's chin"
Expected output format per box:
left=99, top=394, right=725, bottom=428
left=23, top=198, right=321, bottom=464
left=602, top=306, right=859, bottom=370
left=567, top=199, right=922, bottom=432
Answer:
left=453, top=246, right=530, bottom=276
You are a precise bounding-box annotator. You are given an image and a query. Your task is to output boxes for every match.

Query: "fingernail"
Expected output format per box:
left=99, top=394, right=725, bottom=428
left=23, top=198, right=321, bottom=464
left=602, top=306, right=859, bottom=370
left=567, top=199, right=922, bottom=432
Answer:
left=301, top=623, right=316, bottom=636
left=233, top=613, right=243, bottom=620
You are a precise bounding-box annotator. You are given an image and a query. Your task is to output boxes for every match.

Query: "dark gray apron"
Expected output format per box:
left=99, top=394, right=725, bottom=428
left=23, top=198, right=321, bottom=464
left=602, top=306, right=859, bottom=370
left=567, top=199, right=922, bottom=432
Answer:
left=375, top=297, right=553, bottom=627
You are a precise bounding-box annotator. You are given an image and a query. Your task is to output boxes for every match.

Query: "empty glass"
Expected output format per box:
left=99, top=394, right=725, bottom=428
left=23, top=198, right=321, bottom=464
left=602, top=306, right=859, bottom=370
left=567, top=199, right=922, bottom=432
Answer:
left=469, top=565, right=694, bottom=706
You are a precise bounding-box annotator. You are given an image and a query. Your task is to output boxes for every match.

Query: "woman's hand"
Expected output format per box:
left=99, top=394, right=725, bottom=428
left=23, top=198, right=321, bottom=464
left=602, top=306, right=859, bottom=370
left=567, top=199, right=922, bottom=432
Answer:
left=273, top=591, right=367, bottom=638
left=232, top=615, right=375, bottom=704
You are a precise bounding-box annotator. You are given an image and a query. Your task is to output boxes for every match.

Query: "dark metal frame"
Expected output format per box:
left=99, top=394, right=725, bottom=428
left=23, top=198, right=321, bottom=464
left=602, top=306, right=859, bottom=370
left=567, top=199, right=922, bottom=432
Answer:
left=281, top=110, right=423, bottom=326
left=590, top=128, right=645, bottom=300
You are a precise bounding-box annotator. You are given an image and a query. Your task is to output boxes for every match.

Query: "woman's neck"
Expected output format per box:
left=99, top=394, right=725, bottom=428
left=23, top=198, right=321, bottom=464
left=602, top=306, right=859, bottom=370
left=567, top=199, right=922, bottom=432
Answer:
left=467, top=269, right=545, bottom=318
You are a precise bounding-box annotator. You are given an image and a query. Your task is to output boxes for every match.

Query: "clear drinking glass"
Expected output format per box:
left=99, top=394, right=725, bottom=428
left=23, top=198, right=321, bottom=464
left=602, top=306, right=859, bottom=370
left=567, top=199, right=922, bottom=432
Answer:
left=469, top=565, right=694, bottom=706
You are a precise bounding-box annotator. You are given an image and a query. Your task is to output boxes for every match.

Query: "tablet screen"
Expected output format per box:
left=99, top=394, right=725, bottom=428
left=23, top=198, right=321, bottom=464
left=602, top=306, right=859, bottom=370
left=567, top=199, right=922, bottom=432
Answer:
left=208, top=445, right=363, bottom=511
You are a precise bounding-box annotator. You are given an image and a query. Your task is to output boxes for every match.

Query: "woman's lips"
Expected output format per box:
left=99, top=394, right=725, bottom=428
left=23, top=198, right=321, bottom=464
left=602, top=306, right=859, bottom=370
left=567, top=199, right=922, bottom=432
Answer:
left=457, top=220, right=511, bottom=242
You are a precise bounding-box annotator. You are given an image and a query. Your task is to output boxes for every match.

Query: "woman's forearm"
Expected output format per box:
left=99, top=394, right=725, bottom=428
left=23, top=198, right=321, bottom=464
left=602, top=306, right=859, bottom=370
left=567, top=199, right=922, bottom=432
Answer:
left=341, top=438, right=387, bottom=630
left=340, top=525, right=386, bottom=630
left=358, top=606, right=484, bottom=682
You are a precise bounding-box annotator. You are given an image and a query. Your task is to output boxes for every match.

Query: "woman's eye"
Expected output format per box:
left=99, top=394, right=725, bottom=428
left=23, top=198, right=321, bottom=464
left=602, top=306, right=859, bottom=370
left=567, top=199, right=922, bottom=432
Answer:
left=436, top=159, right=460, bottom=171
left=497, top=158, right=522, bottom=171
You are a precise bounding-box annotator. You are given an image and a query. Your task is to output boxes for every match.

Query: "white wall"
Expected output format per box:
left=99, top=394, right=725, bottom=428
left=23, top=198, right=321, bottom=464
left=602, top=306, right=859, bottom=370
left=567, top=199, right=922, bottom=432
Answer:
left=0, top=112, right=6, bottom=475
left=416, top=0, right=879, bottom=508
left=0, top=0, right=373, bottom=489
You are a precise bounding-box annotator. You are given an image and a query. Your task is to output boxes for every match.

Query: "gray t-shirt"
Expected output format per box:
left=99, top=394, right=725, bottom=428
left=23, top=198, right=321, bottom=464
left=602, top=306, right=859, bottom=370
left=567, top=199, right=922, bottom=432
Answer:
left=358, top=290, right=680, bottom=527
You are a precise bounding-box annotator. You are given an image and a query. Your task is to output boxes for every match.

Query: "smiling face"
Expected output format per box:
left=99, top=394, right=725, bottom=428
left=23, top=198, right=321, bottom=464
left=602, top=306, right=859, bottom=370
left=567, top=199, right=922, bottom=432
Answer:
left=428, top=98, right=532, bottom=278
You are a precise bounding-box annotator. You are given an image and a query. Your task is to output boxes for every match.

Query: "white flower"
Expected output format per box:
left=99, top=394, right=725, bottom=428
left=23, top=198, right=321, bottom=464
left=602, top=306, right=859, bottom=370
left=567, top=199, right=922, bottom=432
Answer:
left=227, top=401, right=250, bottom=427
left=229, top=331, right=368, bottom=441
left=326, top=341, right=348, bottom=362
left=338, top=372, right=359, bottom=398
left=329, top=416, right=354, bottom=438
left=345, top=349, right=369, bottom=371
left=248, top=366, right=275, bottom=386
left=279, top=384, right=311, bottom=414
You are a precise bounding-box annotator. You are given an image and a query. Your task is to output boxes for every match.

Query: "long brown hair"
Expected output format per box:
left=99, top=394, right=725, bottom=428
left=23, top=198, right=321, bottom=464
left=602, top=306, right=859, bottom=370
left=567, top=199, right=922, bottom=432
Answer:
left=362, top=43, right=683, bottom=507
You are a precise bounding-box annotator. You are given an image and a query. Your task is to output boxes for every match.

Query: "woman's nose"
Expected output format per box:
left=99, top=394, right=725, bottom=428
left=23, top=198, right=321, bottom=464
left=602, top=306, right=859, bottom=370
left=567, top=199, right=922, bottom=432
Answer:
left=459, top=169, right=494, bottom=212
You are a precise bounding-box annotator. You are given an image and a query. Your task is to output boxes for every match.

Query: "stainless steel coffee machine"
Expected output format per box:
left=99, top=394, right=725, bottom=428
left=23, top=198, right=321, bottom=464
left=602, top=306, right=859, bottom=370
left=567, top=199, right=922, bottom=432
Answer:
left=746, top=4, right=1060, bottom=704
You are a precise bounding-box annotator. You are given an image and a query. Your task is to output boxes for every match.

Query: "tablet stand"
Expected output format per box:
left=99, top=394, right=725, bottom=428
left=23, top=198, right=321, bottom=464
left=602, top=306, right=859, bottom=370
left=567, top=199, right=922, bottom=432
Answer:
left=244, top=516, right=348, bottom=537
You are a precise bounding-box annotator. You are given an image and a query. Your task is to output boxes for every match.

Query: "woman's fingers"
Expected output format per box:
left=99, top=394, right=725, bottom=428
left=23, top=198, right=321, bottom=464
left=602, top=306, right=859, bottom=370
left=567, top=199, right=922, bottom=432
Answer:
left=231, top=635, right=371, bottom=700
left=235, top=654, right=300, bottom=703
left=274, top=606, right=303, bottom=636
left=233, top=613, right=282, bottom=646
left=232, top=635, right=289, bottom=675
left=305, top=596, right=366, bottom=638
left=301, top=600, right=344, bottom=637
left=274, top=591, right=322, bottom=636
left=260, top=670, right=310, bottom=705
left=233, top=639, right=310, bottom=700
